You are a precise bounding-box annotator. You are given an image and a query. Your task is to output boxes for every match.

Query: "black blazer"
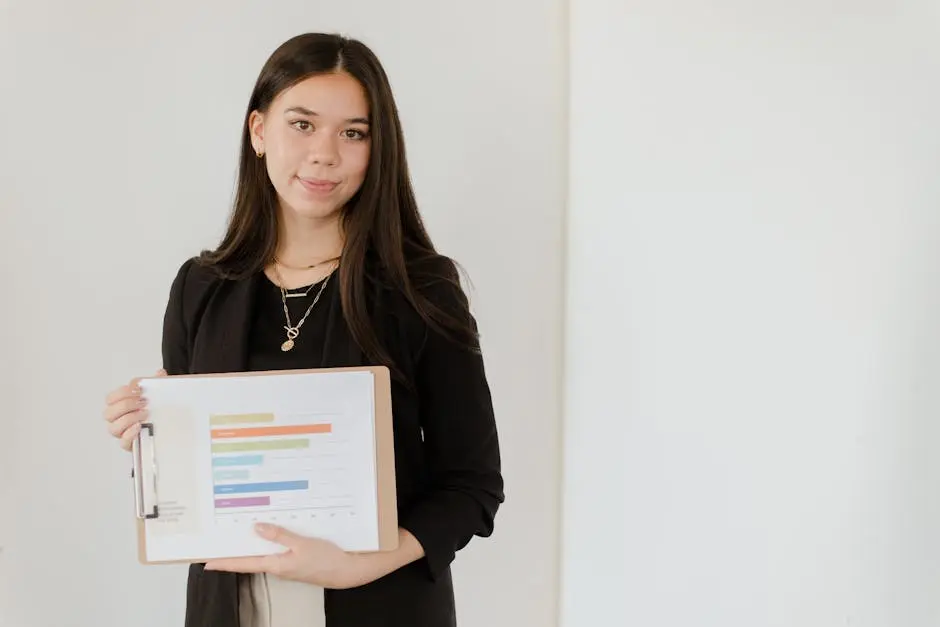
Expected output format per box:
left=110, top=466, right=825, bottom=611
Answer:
left=161, top=257, right=505, bottom=627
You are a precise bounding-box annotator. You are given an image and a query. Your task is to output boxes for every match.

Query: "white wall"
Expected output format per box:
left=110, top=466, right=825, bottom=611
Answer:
left=563, top=2, right=940, bottom=626
left=9, top=2, right=940, bottom=626
left=0, top=2, right=566, bottom=626
left=0, top=0, right=18, bottom=609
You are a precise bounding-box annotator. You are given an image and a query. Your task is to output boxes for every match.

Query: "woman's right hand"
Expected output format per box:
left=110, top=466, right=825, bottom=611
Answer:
left=103, top=369, right=166, bottom=451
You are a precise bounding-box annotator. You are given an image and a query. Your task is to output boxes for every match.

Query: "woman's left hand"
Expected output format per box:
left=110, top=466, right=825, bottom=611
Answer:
left=204, top=522, right=374, bottom=590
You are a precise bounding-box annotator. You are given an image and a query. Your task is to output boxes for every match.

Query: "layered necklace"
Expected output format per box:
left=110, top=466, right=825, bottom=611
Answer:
left=271, top=255, right=339, bottom=352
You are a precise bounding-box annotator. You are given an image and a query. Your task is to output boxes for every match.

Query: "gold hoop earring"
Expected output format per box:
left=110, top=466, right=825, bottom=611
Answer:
left=256, top=150, right=264, bottom=158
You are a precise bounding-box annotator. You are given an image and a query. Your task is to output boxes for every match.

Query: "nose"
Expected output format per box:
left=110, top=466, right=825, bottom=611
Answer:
left=308, top=132, right=339, bottom=167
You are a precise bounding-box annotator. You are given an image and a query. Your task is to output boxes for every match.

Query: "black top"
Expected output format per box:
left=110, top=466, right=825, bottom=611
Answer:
left=247, top=272, right=333, bottom=371
left=162, top=257, right=504, bottom=627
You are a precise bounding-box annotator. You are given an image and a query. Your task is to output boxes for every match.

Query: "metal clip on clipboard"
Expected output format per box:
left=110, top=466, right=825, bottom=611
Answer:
left=131, top=422, right=160, bottom=520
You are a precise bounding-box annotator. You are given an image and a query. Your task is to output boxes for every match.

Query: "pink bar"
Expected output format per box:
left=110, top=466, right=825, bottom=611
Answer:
left=215, top=496, right=271, bottom=508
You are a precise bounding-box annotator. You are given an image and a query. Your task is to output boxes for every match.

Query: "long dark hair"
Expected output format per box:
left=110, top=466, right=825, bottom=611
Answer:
left=198, top=32, right=478, bottom=374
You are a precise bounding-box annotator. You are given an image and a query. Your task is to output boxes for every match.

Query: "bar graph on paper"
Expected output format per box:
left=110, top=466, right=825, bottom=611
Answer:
left=208, top=412, right=356, bottom=525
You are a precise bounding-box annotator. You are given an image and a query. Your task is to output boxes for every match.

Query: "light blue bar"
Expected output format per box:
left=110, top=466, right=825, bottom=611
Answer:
left=214, top=480, right=309, bottom=495
left=214, top=469, right=251, bottom=481
left=212, top=455, right=264, bottom=467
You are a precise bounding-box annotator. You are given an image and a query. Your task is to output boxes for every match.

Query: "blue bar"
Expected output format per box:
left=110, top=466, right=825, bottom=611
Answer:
left=214, top=480, right=309, bottom=495
left=212, top=455, right=264, bottom=467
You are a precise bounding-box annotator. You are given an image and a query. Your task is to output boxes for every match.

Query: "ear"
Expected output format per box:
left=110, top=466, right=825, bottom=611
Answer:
left=248, top=110, right=265, bottom=155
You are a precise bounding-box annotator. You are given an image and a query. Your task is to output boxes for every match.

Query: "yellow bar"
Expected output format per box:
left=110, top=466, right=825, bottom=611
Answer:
left=209, top=413, right=276, bottom=426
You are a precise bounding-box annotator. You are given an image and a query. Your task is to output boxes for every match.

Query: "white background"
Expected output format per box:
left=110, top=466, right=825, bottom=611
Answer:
left=0, top=1, right=565, bottom=626
left=4, top=1, right=940, bottom=627
left=563, top=1, right=940, bottom=626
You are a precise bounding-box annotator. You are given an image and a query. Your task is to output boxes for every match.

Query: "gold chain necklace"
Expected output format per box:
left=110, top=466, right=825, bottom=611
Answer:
left=282, top=278, right=320, bottom=299
left=272, top=264, right=335, bottom=352
left=274, top=254, right=341, bottom=271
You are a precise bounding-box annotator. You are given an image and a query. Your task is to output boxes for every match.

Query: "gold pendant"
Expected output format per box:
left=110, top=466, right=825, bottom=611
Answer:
left=281, top=326, right=299, bottom=352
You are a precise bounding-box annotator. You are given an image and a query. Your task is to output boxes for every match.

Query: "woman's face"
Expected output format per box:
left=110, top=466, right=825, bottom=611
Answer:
left=249, top=71, right=372, bottom=223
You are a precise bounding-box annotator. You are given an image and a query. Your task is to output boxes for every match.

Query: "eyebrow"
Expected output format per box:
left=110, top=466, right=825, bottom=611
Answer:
left=284, top=106, right=369, bottom=125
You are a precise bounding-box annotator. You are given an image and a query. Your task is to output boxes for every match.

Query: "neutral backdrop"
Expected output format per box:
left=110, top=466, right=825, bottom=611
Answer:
left=4, top=1, right=940, bottom=627
left=563, top=1, right=940, bottom=626
left=0, top=1, right=566, bottom=626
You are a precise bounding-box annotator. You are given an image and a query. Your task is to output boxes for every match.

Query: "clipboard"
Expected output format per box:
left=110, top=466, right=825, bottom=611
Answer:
left=130, top=366, right=398, bottom=565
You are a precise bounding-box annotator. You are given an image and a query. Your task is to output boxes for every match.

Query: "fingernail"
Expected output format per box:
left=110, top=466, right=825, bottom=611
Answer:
left=255, top=523, right=272, bottom=535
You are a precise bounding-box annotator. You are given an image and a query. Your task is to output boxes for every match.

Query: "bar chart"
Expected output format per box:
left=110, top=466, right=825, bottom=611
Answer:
left=207, top=411, right=355, bottom=522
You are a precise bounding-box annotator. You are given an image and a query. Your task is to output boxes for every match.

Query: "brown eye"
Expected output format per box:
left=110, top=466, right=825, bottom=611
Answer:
left=291, top=120, right=313, bottom=132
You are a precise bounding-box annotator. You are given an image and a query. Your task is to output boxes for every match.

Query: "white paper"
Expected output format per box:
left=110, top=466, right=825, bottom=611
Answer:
left=136, top=370, right=379, bottom=563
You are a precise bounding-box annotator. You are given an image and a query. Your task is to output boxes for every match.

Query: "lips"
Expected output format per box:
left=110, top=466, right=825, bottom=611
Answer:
left=297, top=177, right=338, bottom=193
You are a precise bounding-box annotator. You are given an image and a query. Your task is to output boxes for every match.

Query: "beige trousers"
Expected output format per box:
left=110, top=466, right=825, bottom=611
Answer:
left=238, top=573, right=326, bottom=627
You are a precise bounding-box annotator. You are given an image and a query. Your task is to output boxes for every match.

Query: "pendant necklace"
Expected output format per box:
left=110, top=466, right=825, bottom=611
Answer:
left=273, top=264, right=334, bottom=352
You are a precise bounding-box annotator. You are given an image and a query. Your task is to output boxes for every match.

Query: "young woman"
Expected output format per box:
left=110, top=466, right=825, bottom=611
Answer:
left=101, top=32, right=504, bottom=627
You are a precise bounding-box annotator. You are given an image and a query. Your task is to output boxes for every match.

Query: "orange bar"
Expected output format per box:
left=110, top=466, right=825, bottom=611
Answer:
left=211, top=423, right=332, bottom=439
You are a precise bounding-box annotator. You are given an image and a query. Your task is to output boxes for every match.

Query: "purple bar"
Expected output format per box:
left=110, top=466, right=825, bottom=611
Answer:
left=215, top=496, right=271, bottom=508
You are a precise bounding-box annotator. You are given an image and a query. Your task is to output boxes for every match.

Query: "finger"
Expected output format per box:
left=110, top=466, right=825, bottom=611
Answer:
left=119, top=422, right=142, bottom=452
left=104, top=385, right=138, bottom=409
left=109, top=408, right=148, bottom=438
left=255, top=523, right=302, bottom=550
left=103, top=396, right=145, bottom=423
left=110, top=369, right=165, bottom=407
left=204, top=554, right=283, bottom=574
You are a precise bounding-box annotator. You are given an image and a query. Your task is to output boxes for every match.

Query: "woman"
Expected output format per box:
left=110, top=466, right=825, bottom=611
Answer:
left=102, top=32, right=504, bottom=627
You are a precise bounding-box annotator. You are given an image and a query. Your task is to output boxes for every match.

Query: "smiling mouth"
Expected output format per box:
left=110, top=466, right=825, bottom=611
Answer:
left=297, top=177, right=338, bottom=193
